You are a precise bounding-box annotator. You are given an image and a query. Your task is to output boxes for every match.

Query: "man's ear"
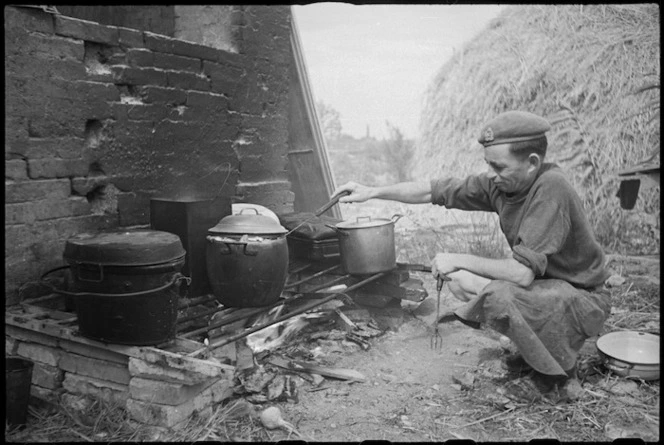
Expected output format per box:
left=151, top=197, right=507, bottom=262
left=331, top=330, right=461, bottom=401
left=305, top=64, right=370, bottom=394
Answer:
left=527, top=153, right=541, bottom=173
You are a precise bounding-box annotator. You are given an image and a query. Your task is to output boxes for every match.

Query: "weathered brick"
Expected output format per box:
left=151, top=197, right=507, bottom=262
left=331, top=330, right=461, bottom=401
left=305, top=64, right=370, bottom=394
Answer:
left=5, top=179, right=71, bottom=204
left=29, top=33, right=85, bottom=62
left=126, top=48, right=155, bottom=67
left=167, top=71, right=209, bottom=91
left=25, top=136, right=85, bottom=160
left=139, top=86, right=187, bottom=105
left=55, top=15, right=120, bottom=46
left=144, top=32, right=174, bottom=53
left=6, top=159, right=28, bottom=180
left=62, top=373, right=129, bottom=405
left=118, top=103, right=169, bottom=122
left=128, top=357, right=213, bottom=385
left=32, top=362, right=65, bottom=389
left=5, top=5, right=56, bottom=34
left=185, top=91, right=228, bottom=111
left=112, top=66, right=168, bottom=86
left=16, top=342, right=62, bottom=366
left=31, top=384, right=63, bottom=404
left=59, top=339, right=129, bottom=366
left=129, top=377, right=217, bottom=405
left=28, top=158, right=89, bottom=179
left=118, top=26, right=144, bottom=48
left=71, top=175, right=109, bottom=195
left=6, top=325, right=59, bottom=348
left=203, top=60, right=243, bottom=96
left=154, top=52, right=200, bottom=72
left=6, top=337, right=19, bottom=355
left=60, top=353, right=131, bottom=385
left=171, top=39, right=236, bottom=64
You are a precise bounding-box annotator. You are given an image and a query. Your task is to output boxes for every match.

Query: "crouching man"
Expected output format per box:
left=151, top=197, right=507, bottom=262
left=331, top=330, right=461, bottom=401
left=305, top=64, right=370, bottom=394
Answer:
left=331, top=110, right=611, bottom=401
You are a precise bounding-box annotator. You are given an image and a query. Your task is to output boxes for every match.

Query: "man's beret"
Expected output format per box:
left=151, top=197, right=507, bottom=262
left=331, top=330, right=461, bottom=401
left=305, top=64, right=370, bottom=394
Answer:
left=478, top=111, right=551, bottom=147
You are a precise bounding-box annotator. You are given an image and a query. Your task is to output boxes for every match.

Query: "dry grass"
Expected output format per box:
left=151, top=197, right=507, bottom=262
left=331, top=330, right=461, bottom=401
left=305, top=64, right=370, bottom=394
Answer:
left=415, top=4, right=660, bottom=256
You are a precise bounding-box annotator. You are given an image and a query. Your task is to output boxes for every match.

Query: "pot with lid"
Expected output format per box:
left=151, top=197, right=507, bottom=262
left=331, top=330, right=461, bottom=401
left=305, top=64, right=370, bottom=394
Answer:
left=206, top=208, right=289, bottom=307
left=59, top=229, right=187, bottom=345
left=329, top=214, right=403, bottom=275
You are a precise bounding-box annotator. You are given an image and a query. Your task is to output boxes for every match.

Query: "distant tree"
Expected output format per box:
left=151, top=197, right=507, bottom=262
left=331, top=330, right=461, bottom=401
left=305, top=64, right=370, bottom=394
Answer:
left=381, top=121, right=415, bottom=182
left=315, top=101, right=342, bottom=143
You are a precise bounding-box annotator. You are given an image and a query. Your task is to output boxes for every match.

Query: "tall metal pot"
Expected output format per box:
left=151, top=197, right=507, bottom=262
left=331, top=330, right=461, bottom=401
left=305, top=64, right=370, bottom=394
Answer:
left=206, top=208, right=289, bottom=308
left=330, top=214, right=402, bottom=275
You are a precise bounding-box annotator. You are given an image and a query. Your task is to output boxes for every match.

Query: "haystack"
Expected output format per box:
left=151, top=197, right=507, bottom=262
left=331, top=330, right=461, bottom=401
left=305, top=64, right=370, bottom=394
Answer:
left=415, top=4, right=660, bottom=254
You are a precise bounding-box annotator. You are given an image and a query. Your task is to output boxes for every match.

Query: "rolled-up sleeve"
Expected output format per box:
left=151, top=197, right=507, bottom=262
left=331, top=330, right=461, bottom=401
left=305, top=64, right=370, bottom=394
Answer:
left=512, top=199, right=570, bottom=276
left=430, top=175, right=495, bottom=212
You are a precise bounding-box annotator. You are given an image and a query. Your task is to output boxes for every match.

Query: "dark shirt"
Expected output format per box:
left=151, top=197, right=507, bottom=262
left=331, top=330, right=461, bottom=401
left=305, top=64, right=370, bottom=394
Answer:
left=430, top=163, right=610, bottom=288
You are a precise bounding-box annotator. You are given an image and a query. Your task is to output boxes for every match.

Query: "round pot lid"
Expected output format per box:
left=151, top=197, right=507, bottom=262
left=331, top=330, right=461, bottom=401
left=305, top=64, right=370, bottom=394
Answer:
left=335, top=216, right=393, bottom=230
left=596, top=331, right=660, bottom=365
left=208, top=209, right=287, bottom=235
left=63, top=230, right=186, bottom=266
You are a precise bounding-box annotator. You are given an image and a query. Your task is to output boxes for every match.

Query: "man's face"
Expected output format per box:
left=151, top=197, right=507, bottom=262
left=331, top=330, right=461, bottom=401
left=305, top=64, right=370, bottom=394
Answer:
left=483, top=144, right=537, bottom=194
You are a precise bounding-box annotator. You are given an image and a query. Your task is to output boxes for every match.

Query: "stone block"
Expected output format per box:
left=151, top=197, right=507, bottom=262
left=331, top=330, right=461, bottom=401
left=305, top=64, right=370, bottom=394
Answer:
left=16, top=342, right=62, bottom=366
left=167, top=71, right=210, bottom=91
left=5, top=179, right=71, bottom=204
left=125, top=378, right=231, bottom=428
left=71, top=175, right=110, bottom=195
left=128, top=356, right=225, bottom=386
left=58, top=339, right=130, bottom=366
left=144, top=32, right=174, bottom=53
left=6, top=159, right=28, bottom=180
left=28, top=158, right=89, bottom=179
left=32, top=362, right=65, bottom=389
left=126, top=48, right=155, bottom=67
left=6, top=337, right=19, bottom=355
left=129, top=376, right=222, bottom=405
left=25, top=136, right=85, bottom=159
left=31, top=384, right=63, bottom=404
left=29, top=33, right=85, bottom=62
left=6, top=324, right=59, bottom=347
left=154, top=52, right=200, bottom=72
left=186, top=91, right=228, bottom=111
left=118, top=26, right=144, bottom=48
left=112, top=66, right=168, bottom=86
left=138, top=86, right=187, bottom=105
left=62, top=373, right=129, bottom=405
left=60, top=353, right=131, bottom=385
left=55, top=15, right=120, bottom=46
left=5, top=5, right=56, bottom=34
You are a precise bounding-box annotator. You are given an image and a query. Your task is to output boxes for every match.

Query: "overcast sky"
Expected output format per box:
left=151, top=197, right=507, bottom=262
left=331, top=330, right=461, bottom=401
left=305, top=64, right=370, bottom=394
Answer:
left=292, top=3, right=506, bottom=140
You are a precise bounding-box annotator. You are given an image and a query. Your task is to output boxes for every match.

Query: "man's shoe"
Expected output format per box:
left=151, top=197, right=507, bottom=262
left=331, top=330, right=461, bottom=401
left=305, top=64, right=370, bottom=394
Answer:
left=502, top=354, right=533, bottom=374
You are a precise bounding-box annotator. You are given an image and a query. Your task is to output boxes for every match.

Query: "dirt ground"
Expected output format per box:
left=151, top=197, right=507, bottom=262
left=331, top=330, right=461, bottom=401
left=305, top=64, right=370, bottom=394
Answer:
left=240, top=257, right=660, bottom=443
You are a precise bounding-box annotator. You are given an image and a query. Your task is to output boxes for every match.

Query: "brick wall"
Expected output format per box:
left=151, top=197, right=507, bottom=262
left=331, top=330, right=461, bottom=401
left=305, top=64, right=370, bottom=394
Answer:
left=5, top=6, right=295, bottom=305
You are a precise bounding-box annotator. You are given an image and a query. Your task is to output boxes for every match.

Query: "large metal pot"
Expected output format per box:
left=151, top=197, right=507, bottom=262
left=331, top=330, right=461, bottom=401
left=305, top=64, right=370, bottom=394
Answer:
left=59, top=230, right=188, bottom=345
left=330, top=214, right=402, bottom=275
left=206, top=208, right=289, bottom=308
left=596, top=331, right=660, bottom=381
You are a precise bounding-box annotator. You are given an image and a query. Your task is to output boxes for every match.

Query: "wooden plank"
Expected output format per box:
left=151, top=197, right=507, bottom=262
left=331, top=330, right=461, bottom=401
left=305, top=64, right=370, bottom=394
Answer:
left=269, top=356, right=366, bottom=382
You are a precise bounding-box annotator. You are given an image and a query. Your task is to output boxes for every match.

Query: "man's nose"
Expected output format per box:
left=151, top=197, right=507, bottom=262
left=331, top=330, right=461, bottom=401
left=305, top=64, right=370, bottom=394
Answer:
left=486, top=168, right=497, bottom=179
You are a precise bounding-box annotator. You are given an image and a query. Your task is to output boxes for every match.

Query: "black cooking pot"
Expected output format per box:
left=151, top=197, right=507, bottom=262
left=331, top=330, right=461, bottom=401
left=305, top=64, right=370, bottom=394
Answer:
left=54, top=229, right=188, bottom=345
left=206, top=209, right=289, bottom=308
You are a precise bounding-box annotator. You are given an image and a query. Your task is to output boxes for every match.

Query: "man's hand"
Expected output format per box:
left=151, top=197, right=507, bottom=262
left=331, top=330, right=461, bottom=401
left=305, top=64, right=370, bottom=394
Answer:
left=431, top=253, right=462, bottom=279
left=331, top=182, right=375, bottom=203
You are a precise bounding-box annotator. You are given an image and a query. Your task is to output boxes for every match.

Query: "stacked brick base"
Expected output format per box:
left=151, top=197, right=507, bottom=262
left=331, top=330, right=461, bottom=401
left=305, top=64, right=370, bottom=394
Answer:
left=5, top=309, right=235, bottom=428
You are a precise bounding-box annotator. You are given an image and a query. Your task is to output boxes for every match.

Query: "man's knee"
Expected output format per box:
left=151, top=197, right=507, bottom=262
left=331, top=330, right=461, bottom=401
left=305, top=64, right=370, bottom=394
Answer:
left=481, top=280, right=518, bottom=313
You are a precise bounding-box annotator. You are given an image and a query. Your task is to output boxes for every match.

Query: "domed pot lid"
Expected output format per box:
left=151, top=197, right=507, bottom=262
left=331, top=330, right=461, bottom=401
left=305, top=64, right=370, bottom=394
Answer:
left=63, top=230, right=186, bottom=266
left=208, top=208, right=288, bottom=235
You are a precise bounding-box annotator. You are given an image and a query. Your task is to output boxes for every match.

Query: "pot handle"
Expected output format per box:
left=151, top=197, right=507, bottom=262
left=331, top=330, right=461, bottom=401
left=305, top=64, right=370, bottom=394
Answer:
left=605, top=360, right=635, bottom=372
left=40, top=267, right=191, bottom=298
left=391, top=214, right=404, bottom=223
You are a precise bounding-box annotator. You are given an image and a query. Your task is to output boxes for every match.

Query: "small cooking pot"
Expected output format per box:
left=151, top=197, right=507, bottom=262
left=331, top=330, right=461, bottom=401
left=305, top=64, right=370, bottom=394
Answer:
left=328, top=214, right=402, bottom=275
left=596, top=331, right=660, bottom=381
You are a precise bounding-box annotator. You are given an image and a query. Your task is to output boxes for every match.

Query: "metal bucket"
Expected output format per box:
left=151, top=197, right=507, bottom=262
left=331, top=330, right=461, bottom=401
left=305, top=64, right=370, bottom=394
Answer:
left=6, top=357, right=34, bottom=429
